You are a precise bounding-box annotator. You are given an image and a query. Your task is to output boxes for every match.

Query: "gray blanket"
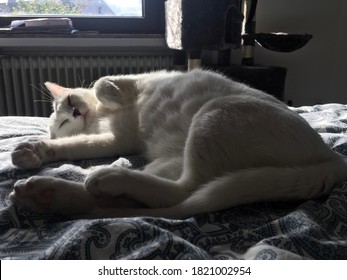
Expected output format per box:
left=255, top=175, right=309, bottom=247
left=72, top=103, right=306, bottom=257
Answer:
left=0, top=103, right=347, bottom=259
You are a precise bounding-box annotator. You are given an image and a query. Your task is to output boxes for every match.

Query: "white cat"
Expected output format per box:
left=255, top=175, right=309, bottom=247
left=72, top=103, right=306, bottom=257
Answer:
left=9, top=69, right=347, bottom=219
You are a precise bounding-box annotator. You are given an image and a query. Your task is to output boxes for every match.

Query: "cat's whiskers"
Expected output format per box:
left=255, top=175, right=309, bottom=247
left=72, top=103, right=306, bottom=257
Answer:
left=31, top=84, right=54, bottom=103
left=88, top=81, right=96, bottom=89
left=79, top=78, right=87, bottom=89
left=33, top=99, right=54, bottom=103
left=78, top=77, right=94, bottom=90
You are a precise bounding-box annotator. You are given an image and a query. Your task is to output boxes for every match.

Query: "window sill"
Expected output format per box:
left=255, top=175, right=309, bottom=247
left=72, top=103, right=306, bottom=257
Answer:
left=0, top=32, right=168, bottom=51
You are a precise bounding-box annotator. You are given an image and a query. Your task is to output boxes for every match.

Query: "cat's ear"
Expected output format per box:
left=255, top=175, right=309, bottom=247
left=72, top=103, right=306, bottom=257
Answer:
left=45, top=82, right=69, bottom=99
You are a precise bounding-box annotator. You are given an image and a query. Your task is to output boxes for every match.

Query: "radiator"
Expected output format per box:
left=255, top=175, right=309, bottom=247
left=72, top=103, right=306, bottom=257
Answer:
left=0, top=54, right=174, bottom=117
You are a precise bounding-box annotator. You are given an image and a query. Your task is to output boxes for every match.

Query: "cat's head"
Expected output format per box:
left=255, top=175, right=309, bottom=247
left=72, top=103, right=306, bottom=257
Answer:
left=45, top=82, right=98, bottom=139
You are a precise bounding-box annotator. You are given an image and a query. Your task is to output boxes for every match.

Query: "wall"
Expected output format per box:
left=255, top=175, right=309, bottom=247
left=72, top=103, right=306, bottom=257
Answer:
left=231, top=0, right=347, bottom=106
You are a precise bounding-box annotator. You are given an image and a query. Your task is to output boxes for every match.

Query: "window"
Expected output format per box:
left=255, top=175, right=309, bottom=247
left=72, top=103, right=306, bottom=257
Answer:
left=0, top=0, right=166, bottom=34
left=0, top=0, right=143, bottom=17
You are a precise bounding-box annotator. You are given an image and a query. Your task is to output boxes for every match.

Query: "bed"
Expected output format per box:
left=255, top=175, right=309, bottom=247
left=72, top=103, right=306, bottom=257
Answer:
left=0, top=103, right=347, bottom=260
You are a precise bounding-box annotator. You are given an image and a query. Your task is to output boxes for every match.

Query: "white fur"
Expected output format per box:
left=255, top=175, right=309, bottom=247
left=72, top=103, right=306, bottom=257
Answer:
left=10, top=70, right=347, bottom=219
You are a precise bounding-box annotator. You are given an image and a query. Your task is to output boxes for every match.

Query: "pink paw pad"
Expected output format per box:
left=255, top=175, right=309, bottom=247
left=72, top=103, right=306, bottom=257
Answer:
left=26, top=182, right=34, bottom=190
left=12, top=178, right=55, bottom=210
left=35, top=189, right=54, bottom=207
left=46, top=149, right=55, bottom=158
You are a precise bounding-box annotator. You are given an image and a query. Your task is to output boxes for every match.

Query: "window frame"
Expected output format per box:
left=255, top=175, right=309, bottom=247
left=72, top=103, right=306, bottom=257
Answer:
left=0, top=0, right=166, bottom=35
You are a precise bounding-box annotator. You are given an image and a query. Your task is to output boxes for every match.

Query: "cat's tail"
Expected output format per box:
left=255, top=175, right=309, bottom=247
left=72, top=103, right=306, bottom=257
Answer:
left=86, top=157, right=347, bottom=220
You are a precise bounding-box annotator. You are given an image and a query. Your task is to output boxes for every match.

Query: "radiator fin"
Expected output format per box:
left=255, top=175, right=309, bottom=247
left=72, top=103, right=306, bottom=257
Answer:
left=0, top=54, right=173, bottom=116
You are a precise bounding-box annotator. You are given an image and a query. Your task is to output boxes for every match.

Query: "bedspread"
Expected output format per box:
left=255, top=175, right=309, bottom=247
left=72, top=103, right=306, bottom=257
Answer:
left=0, top=103, right=347, bottom=259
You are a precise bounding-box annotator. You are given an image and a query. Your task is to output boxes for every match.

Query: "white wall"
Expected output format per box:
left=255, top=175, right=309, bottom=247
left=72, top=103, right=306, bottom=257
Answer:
left=231, top=0, right=347, bottom=106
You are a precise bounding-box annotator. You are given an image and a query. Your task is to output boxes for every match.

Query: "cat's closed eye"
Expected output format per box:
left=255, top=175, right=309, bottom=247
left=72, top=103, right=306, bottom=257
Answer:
left=59, top=119, right=69, bottom=128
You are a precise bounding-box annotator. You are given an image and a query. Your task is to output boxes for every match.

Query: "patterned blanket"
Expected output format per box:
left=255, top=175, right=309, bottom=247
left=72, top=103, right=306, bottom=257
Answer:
left=0, top=103, right=347, bottom=259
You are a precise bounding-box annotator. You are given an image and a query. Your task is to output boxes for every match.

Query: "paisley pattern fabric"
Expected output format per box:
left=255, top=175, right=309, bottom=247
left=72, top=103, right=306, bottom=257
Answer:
left=0, top=103, right=347, bottom=260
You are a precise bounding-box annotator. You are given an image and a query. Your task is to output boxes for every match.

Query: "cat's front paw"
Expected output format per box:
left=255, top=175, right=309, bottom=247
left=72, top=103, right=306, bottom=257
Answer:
left=94, top=77, right=123, bottom=108
left=11, top=142, right=43, bottom=169
left=11, top=141, right=55, bottom=169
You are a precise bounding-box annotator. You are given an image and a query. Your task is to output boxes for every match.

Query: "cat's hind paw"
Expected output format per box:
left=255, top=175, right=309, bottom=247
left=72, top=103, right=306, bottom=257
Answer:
left=9, top=176, right=89, bottom=215
left=11, top=142, right=43, bottom=169
left=84, top=167, right=127, bottom=197
left=10, top=176, right=55, bottom=212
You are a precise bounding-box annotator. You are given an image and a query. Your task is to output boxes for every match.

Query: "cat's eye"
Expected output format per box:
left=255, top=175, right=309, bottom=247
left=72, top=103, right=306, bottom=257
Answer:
left=59, top=119, right=69, bottom=128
